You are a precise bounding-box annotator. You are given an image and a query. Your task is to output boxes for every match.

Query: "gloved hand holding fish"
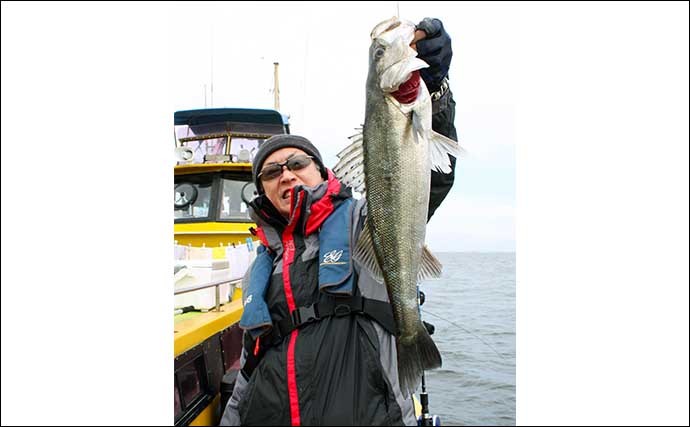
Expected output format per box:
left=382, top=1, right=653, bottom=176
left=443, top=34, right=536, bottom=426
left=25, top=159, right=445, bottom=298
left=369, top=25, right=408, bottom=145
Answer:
left=333, top=16, right=464, bottom=397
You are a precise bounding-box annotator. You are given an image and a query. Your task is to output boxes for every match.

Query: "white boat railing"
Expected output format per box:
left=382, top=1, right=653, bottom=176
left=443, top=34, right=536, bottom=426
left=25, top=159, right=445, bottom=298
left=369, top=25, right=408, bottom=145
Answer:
left=175, top=277, right=243, bottom=313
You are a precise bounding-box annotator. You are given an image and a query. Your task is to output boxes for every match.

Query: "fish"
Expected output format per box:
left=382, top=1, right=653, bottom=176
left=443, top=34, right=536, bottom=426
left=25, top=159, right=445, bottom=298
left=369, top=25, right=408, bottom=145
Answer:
left=333, top=16, right=463, bottom=397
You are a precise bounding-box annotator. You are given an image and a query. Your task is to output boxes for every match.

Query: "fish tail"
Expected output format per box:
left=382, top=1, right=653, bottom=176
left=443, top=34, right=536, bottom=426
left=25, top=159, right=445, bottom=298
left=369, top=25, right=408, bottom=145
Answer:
left=396, top=323, right=443, bottom=397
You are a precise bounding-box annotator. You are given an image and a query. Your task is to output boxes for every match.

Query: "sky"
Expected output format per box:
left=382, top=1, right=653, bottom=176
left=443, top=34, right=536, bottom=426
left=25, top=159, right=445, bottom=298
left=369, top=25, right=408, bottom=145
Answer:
left=169, top=1, right=517, bottom=252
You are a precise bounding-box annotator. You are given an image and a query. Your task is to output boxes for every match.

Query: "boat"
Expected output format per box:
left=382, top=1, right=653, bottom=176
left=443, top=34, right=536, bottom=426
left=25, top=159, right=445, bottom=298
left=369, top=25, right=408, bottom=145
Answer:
left=173, top=107, right=289, bottom=426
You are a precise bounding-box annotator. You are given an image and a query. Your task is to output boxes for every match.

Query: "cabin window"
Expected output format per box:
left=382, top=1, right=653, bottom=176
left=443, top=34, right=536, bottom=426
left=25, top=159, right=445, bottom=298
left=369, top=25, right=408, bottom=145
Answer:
left=220, top=324, right=244, bottom=372
left=177, top=357, right=205, bottom=408
left=229, top=137, right=261, bottom=163
left=174, top=382, right=182, bottom=419
left=181, top=138, right=228, bottom=164
left=174, top=179, right=212, bottom=219
left=219, top=179, right=254, bottom=221
left=174, top=344, right=212, bottom=424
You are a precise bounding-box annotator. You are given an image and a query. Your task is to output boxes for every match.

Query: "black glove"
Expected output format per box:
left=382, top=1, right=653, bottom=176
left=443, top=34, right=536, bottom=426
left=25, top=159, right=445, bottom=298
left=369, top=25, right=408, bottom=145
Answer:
left=416, top=18, right=453, bottom=93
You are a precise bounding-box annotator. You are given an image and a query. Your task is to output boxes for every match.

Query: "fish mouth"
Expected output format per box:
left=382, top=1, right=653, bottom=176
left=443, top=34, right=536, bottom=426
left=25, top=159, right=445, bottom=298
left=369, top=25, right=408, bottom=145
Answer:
left=379, top=55, right=428, bottom=93
left=371, top=18, right=429, bottom=93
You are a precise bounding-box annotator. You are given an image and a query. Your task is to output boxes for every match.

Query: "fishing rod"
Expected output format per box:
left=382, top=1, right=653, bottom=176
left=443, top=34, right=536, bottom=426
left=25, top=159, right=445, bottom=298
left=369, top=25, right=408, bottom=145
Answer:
left=417, top=289, right=441, bottom=427
left=421, top=307, right=507, bottom=361
left=418, top=371, right=441, bottom=426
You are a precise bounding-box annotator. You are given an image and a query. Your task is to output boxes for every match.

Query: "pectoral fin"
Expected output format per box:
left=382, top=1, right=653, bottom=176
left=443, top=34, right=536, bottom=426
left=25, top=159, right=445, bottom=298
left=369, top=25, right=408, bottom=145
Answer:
left=429, top=130, right=464, bottom=174
left=352, top=221, right=384, bottom=283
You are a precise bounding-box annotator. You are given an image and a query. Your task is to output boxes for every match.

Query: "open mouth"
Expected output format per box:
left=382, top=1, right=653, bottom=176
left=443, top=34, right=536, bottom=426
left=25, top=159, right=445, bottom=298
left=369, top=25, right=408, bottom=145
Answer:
left=380, top=56, right=427, bottom=93
left=281, top=189, right=290, bottom=200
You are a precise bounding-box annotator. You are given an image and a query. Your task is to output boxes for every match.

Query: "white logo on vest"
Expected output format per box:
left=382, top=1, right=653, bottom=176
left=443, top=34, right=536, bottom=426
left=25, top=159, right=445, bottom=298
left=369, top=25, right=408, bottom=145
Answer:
left=322, top=249, right=345, bottom=265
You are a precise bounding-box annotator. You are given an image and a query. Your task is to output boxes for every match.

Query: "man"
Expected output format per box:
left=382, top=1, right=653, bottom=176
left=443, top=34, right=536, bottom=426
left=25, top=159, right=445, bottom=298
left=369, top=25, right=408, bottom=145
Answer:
left=221, top=18, right=456, bottom=426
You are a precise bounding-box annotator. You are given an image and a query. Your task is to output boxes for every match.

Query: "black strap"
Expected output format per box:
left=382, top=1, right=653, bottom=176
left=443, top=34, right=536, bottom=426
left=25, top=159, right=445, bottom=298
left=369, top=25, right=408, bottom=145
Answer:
left=269, top=295, right=398, bottom=345
left=242, top=295, right=397, bottom=379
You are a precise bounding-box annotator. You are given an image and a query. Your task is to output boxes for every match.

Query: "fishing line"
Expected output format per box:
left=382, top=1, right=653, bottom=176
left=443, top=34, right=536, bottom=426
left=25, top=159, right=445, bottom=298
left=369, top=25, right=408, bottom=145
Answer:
left=421, top=309, right=507, bottom=361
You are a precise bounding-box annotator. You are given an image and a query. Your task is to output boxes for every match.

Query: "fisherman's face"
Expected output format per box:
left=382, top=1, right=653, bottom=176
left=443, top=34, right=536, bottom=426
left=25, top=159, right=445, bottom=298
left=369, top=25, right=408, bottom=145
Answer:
left=259, top=147, right=325, bottom=218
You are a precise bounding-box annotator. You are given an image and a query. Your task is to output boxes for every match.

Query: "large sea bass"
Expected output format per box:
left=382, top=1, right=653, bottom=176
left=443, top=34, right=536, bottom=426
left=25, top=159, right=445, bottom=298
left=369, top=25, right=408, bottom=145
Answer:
left=333, top=17, right=462, bottom=396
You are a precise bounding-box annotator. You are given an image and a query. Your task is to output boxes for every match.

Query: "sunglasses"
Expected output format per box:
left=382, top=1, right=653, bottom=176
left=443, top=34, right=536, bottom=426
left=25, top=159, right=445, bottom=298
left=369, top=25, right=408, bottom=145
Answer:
left=258, top=154, right=315, bottom=182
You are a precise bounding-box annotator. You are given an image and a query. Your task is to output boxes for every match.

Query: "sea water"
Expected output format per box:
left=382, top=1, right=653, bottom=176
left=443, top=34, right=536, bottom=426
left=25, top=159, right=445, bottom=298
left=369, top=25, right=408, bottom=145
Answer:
left=418, top=252, right=516, bottom=426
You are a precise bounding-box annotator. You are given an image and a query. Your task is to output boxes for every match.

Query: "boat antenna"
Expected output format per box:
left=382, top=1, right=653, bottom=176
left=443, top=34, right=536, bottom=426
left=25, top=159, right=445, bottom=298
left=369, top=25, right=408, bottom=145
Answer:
left=210, top=26, right=214, bottom=107
left=273, top=62, right=280, bottom=111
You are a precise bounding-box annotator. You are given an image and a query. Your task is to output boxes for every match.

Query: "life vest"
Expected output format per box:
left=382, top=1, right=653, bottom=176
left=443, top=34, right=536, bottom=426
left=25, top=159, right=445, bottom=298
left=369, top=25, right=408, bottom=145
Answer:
left=238, top=197, right=396, bottom=379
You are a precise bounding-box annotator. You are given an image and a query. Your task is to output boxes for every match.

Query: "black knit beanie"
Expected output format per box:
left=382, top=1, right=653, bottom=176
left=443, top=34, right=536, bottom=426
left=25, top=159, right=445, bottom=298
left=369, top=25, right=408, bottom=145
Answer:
left=252, top=134, right=328, bottom=194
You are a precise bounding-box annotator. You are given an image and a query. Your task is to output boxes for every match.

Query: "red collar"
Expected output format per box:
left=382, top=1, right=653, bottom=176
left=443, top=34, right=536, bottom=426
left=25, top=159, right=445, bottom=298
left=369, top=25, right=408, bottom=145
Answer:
left=304, top=170, right=342, bottom=236
left=254, top=170, right=343, bottom=246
